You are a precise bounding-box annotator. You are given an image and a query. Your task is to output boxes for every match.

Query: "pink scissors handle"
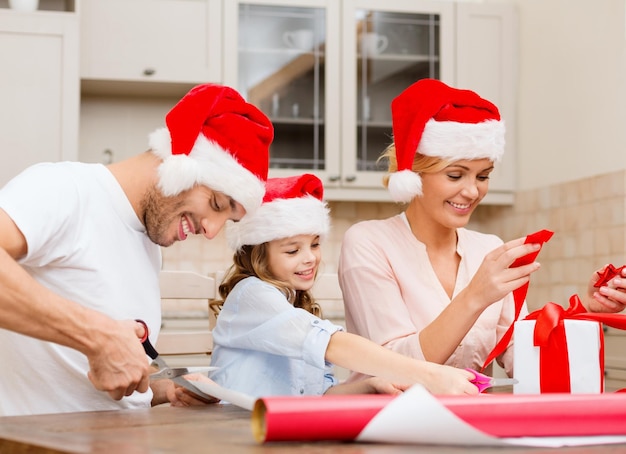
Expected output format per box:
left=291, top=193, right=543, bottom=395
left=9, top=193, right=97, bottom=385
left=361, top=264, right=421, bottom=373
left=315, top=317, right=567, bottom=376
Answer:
left=466, top=368, right=493, bottom=393
left=466, top=368, right=517, bottom=393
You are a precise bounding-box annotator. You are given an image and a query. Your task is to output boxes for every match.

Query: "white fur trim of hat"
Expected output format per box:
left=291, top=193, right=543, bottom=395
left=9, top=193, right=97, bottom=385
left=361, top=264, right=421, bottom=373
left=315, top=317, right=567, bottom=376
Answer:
left=150, top=128, right=265, bottom=215
left=226, top=195, right=330, bottom=250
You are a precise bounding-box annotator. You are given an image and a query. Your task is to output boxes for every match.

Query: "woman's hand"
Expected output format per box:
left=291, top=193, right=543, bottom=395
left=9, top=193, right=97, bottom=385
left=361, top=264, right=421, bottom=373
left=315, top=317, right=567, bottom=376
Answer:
left=463, top=237, right=542, bottom=312
left=584, top=265, right=626, bottom=313
left=325, top=377, right=407, bottom=395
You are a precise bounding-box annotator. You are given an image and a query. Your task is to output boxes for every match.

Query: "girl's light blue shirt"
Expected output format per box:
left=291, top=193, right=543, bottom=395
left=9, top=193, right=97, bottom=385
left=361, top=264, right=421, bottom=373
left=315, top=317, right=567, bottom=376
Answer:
left=209, top=276, right=342, bottom=397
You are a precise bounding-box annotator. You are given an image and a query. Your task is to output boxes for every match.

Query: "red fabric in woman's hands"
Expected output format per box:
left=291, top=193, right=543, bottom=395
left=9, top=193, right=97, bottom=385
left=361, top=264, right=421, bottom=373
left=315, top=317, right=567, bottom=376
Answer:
left=480, top=229, right=554, bottom=371
left=593, top=264, right=626, bottom=288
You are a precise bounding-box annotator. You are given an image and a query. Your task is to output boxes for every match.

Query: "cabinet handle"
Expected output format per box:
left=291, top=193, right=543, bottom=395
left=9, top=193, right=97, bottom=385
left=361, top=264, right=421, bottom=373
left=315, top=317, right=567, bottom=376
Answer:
left=143, top=68, right=156, bottom=76
left=344, top=175, right=356, bottom=182
left=102, top=149, right=113, bottom=164
left=328, top=175, right=340, bottom=182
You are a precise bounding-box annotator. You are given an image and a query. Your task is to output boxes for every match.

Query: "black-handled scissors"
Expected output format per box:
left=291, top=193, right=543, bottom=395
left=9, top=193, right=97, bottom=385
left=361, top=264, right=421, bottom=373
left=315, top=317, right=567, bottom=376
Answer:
left=136, top=319, right=218, bottom=401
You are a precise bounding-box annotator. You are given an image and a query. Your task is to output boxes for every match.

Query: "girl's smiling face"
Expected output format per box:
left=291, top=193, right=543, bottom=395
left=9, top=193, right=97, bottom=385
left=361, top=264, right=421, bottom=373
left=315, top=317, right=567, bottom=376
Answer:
left=267, top=234, right=321, bottom=292
left=419, top=158, right=494, bottom=228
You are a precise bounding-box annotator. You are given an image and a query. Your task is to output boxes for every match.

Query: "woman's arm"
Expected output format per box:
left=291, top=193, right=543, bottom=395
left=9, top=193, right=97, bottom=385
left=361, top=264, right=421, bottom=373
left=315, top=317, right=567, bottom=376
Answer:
left=418, top=237, right=541, bottom=363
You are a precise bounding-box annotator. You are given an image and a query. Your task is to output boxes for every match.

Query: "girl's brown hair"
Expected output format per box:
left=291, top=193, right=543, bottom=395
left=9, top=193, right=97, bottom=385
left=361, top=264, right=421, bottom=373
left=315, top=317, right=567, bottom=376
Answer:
left=218, top=243, right=322, bottom=317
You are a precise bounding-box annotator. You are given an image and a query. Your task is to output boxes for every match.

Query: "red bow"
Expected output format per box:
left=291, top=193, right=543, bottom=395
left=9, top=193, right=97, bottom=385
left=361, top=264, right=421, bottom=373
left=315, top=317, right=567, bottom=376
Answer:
left=594, top=264, right=626, bottom=288
left=523, top=294, right=626, bottom=393
left=481, top=229, right=554, bottom=370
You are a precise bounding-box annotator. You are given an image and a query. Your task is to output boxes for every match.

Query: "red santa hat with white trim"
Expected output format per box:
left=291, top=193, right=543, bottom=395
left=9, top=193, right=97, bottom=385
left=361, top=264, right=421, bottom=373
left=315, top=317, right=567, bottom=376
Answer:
left=149, top=83, right=273, bottom=215
left=226, top=173, right=330, bottom=250
left=388, top=78, right=505, bottom=203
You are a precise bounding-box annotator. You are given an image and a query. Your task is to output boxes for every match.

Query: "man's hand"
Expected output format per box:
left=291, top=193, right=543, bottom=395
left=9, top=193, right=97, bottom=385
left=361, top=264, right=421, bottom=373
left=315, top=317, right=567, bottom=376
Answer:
left=87, top=319, right=151, bottom=400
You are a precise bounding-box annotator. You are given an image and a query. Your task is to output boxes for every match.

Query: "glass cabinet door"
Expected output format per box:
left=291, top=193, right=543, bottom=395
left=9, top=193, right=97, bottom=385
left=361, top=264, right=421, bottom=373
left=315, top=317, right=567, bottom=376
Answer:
left=228, top=2, right=340, bottom=178
left=342, top=1, right=455, bottom=189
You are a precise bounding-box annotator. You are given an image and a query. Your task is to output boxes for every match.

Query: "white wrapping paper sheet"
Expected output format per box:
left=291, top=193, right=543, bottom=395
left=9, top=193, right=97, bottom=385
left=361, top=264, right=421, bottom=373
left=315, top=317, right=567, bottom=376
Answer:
left=193, top=380, right=256, bottom=410
left=357, top=385, right=626, bottom=447
left=513, top=319, right=602, bottom=394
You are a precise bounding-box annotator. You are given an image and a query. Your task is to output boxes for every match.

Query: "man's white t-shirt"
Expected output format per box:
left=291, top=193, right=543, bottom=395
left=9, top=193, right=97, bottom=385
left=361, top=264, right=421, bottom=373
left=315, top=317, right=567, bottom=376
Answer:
left=0, top=162, right=162, bottom=415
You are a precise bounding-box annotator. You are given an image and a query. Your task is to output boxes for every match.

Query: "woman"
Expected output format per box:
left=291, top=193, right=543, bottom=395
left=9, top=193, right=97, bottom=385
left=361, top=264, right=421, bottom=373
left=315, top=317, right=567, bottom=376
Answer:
left=338, top=79, right=543, bottom=378
left=339, top=79, right=626, bottom=379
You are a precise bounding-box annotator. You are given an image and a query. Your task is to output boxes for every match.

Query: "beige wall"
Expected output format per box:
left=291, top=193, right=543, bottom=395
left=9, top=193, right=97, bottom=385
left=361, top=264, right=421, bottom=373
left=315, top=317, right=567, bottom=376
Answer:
left=488, top=0, right=626, bottom=190
left=473, top=170, right=626, bottom=311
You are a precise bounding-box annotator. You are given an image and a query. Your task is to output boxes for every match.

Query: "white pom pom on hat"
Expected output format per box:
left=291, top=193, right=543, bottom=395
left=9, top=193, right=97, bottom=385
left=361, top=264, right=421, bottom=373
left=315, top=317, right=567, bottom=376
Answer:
left=149, top=83, right=273, bottom=216
left=388, top=79, right=505, bottom=203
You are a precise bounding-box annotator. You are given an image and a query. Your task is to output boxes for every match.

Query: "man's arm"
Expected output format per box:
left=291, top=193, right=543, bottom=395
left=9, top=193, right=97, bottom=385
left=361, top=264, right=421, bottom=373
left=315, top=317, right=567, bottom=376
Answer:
left=0, top=208, right=151, bottom=400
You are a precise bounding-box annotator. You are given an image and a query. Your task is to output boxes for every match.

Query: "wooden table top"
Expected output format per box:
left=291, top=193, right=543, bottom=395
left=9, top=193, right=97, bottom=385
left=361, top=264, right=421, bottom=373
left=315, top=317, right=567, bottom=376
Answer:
left=1, top=403, right=626, bottom=454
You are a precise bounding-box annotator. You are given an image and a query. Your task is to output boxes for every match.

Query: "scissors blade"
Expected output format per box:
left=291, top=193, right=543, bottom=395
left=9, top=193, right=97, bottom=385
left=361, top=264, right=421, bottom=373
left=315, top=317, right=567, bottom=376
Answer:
left=489, top=377, right=519, bottom=387
left=150, top=366, right=219, bottom=380
left=171, top=376, right=221, bottom=402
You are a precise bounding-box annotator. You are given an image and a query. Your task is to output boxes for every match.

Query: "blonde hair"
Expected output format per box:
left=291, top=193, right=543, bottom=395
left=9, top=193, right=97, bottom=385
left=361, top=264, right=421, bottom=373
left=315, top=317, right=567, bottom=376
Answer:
left=379, top=143, right=454, bottom=188
left=218, top=243, right=322, bottom=317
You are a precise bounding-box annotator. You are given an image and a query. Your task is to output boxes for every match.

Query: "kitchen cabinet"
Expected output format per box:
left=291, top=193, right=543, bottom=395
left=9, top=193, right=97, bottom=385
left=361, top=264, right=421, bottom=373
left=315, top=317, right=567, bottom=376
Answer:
left=0, top=7, right=79, bottom=187
left=79, top=0, right=222, bottom=95
left=223, top=0, right=516, bottom=203
left=456, top=2, right=517, bottom=204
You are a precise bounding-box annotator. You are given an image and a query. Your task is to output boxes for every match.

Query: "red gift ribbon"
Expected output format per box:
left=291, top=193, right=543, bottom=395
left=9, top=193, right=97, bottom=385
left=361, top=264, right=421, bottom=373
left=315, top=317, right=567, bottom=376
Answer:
left=523, top=294, right=626, bottom=393
left=481, top=229, right=554, bottom=371
left=594, top=264, right=626, bottom=288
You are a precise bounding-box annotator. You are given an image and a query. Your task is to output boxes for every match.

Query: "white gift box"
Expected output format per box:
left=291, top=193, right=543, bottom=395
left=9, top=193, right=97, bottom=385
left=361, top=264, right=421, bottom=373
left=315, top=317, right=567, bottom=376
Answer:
left=513, top=319, right=603, bottom=394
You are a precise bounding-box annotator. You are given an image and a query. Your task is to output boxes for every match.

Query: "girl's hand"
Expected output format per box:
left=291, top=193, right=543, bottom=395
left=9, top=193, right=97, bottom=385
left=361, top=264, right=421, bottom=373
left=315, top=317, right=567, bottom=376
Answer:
left=167, top=373, right=220, bottom=407
left=421, top=364, right=479, bottom=396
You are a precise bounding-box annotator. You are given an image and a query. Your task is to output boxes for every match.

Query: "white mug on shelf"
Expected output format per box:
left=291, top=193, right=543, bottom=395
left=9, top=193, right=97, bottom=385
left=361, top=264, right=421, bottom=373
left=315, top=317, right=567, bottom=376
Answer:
left=8, top=0, right=39, bottom=11
left=360, top=32, right=388, bottom=56
left=282, top=29, right=314, bottom=51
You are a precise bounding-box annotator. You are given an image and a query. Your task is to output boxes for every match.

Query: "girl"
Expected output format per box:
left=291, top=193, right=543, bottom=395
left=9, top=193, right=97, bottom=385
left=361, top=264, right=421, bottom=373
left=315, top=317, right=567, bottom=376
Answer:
left=208, top=173, right=478, bottom=397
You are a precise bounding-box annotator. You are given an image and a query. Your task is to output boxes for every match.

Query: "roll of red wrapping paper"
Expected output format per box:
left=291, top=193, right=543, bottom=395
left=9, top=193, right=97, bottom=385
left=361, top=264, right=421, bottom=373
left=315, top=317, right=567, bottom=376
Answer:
left=252, top=393, right=626, bottom=442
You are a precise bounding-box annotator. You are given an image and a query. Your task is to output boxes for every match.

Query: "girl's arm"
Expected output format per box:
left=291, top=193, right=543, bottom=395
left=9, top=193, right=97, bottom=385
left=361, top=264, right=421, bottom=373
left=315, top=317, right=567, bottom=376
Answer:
left=325, top=331, right=477, bottom=395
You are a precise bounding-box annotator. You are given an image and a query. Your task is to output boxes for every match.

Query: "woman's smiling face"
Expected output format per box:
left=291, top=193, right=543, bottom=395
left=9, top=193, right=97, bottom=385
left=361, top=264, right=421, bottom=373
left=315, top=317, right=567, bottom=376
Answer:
left=419, top=158, right=494, bottom=228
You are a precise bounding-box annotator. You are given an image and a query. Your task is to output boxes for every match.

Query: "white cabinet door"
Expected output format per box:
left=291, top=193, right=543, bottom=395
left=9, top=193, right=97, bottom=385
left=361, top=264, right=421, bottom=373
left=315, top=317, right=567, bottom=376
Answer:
left=222, top=0, right=341, bottom=187
left=0, top=10, right=79, bottom=187
left=80, top=0, right=221, bottom=84
left=456, top=2, right=517, bottom=205
left=338, top=0, right=455, bottom=201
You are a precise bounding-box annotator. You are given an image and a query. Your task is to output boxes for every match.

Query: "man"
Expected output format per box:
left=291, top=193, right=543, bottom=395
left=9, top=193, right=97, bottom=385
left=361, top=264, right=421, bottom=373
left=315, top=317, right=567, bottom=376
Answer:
left=0, top=84, right=273, bottom=415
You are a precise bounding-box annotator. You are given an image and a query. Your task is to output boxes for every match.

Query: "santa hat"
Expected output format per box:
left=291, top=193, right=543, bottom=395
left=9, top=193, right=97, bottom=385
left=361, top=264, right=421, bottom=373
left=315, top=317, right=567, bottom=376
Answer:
left=149, top=83, right=273, bottom=215
left=388, top=78, right=505, bottom=203
left=226, top=173, right=330, bottom=250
